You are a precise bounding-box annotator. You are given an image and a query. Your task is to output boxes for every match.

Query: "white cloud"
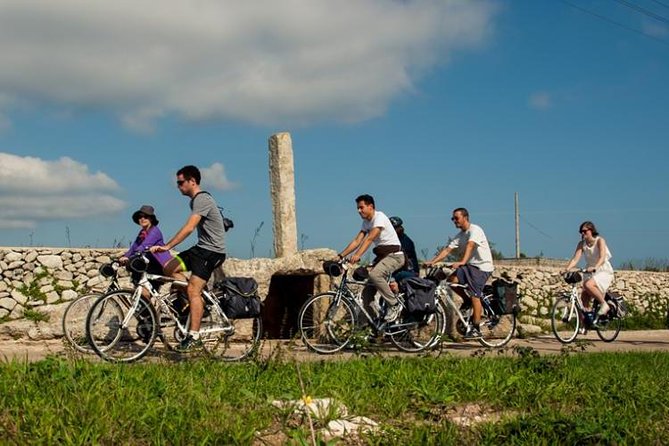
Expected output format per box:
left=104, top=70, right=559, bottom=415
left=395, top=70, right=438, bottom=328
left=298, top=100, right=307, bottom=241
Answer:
left=528, top=91, right=552, bottom=110
left=0, top=0, right=497, bottom=130
left=0, top=152, right=125, bottom=228
left=201, top=162, right=237, bottom=191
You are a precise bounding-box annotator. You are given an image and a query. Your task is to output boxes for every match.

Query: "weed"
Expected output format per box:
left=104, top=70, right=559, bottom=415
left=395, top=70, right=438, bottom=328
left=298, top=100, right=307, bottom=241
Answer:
left=23, top=308, right=50, bottom=323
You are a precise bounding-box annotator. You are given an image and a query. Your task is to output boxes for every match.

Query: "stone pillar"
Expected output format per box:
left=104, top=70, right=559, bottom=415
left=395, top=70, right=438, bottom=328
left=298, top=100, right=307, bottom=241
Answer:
left=269, top=132, right=298, bottom=257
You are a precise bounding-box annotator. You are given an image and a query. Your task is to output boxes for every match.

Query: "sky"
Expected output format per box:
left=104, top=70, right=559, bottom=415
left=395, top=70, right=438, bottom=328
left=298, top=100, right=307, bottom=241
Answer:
left=0, top=0, right=668, bottom=267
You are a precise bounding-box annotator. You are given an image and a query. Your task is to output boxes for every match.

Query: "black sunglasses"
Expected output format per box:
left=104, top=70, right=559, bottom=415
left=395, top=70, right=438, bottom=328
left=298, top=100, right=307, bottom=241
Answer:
left=176, top=179, right=186, bottom=186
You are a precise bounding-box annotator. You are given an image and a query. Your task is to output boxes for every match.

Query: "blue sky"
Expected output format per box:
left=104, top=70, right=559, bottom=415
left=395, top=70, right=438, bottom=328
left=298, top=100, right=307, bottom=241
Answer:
left=0, top=0, right=667, bottom=266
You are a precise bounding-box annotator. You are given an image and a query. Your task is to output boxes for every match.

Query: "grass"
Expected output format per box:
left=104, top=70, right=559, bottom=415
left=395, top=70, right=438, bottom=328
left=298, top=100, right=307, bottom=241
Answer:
left=1, top=350, right=669, bottom=444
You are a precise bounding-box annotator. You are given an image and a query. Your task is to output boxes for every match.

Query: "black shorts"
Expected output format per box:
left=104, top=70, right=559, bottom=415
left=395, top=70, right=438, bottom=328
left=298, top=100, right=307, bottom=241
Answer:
left=175, top=246, right=226, bottom=281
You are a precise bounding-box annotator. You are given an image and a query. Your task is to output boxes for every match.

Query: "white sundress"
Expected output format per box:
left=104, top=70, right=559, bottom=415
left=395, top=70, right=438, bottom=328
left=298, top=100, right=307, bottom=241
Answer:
left=582, top=237, right=614, bottom=293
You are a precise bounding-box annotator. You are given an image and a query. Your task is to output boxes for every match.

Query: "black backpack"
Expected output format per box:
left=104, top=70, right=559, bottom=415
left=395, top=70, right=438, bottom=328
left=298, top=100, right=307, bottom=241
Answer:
left=401, top=277, right=438, bottom=315
left=193, top=191, right=234, bottom=232
left=214, top=277, right=261, bottom=318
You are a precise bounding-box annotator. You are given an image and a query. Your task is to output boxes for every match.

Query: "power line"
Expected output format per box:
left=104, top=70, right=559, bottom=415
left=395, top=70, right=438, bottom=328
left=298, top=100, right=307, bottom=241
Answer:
left=648, top=0, right=669, bottom=11
left=609, top=0, right=669, bottom=25
left=519, top=215, right=553, bottom=239
left=560, top=0, right=669, bottom=47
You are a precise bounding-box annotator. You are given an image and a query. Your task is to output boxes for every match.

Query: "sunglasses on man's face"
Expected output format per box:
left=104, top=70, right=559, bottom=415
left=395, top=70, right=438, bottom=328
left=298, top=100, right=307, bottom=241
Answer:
left=176, top=179, right=186, bottom=186
left=137, top=214, right=149, bottom=220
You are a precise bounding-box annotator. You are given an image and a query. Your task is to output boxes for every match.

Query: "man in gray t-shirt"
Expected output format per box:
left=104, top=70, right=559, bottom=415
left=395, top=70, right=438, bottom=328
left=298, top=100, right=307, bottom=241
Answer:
left=151, top=165, right=226, bottom=351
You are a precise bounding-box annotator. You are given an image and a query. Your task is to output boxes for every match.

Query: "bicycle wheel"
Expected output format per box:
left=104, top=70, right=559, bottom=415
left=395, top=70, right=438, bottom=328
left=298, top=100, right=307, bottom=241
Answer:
left=595, top=315, right=622, bottom=342
left=201, top=310, right=263, bottom=361
left=479, top=311, right=516, bottom=348
left=298, top=292, right=356, bottom=354
left=86, top=291, right=158, bottom=363
left=62, top=292, right=101, bottom=353
left=388, top=305, right=444, bottom=353
left=551, top=296, right=580, bottom=344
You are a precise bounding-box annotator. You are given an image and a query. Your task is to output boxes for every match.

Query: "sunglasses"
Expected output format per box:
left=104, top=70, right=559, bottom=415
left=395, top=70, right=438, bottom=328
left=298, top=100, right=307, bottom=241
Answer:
left=137, top=214, right=150, bottom=220
left=451, top=216, right=460, bottom=221
left=176, top=179, right=186, bottom=186
left=580, top=229, right=590, bottom=234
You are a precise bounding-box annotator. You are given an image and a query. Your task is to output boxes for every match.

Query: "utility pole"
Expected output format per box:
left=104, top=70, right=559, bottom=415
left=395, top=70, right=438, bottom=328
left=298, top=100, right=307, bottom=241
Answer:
left=515, top=192, right=520, bottom=258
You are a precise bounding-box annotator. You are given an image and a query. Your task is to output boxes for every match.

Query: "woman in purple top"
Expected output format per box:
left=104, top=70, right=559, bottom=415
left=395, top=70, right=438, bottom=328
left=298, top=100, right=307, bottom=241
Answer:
left=120, top=205, right=173, bottom=293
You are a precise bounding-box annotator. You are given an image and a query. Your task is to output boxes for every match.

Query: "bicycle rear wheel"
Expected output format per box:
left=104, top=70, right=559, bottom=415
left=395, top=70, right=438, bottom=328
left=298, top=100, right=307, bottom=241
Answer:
left=86, top=291, right=158, bottom=363
left=298, top=292, right=356, bottom=354
left=551, top=296, right=580, bottom=344
left=479, top=311, right=516, bottom=348
left=201, top=310, right=262, bottom=361
left=62, top=292, right=101, bottom=353
left=595, top=315, right=622, bottom=342
left=388, top=305, right=444, bottom=353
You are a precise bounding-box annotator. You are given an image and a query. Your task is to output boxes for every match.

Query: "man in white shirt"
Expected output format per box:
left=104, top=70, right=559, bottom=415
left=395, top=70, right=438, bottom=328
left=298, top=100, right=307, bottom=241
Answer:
left=337, top=194, right=406, bottom=322
left=426, top=207, right=494, bottom=338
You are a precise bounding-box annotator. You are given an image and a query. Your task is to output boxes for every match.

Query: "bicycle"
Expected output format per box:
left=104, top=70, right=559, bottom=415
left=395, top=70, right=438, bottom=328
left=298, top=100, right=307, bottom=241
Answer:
left=61, top=261, right=127, bottom=353
left=297, top=261, right=446, bottom=354
left=427, top=265, right=520, bottom=348
left=85, top=252, right=262, bottom=362
left=551, top=270, right=623, bottom=343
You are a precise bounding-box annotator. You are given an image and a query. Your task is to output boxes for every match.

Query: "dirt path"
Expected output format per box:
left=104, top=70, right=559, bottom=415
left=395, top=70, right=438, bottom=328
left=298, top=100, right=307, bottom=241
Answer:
left=1, top=330, right=668, bottom=363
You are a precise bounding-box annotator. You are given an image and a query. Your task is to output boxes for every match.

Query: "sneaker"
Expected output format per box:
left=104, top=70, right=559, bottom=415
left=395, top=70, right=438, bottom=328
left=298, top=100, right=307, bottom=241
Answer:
left=597, top=302, right=610, bottom=316
left=578, top=327, right=588, bottom=335
left=176, top=334, right=203, bottom=352
left=463, top=327, right=482, bottom=339
left=384, top=304, right=402, bottom=323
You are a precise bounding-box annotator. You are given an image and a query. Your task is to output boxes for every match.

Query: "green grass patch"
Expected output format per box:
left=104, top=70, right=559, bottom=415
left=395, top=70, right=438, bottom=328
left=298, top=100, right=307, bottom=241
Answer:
left=1, top=351, right=669, bottom=444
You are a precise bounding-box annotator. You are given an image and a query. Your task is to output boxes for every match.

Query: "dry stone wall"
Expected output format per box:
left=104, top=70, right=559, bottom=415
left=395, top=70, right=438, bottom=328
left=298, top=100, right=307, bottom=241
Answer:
left=1, top=247, right=668, bottom=340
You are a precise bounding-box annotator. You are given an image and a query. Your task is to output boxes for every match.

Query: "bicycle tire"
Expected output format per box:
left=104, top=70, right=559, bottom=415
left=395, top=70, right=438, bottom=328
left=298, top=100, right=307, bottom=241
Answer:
left=298, top=292, right=356, bottom=354
left=478, top=311, right=516, bottom=348
left=388, top=304, right=445, bottom=353
left=201, top=311, right=263, bottom=361
left=62, top=292, right=102, bottom=353
left=551, top=296, right=580, bottom=344
left=86, top=290, right=158, bottom=363
left=595, top=315, right=622, bottom=342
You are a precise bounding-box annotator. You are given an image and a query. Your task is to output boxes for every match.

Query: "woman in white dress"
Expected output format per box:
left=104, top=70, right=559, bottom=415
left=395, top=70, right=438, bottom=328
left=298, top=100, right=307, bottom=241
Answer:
left=565, top=221, right=614, bottom=317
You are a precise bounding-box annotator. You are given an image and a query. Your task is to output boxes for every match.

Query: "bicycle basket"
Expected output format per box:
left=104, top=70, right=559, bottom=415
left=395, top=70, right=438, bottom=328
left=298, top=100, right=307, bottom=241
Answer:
left=322, top=260, right=343, bottom=277
left=99, top=262, right=118, bottom=278
left=352, top=266, right=369, bottom=281
left=563, top=271, right=582, bottom=284
left=128, top=256, right=149, bottom=273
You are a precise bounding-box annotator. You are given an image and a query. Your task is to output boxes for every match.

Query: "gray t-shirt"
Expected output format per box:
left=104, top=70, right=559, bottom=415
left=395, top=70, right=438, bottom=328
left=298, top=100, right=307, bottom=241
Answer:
left=190, top=192, right=226, bottom=254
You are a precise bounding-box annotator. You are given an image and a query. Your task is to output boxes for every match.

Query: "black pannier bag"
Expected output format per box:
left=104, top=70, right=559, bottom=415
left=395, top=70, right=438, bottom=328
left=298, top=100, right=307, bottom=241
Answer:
left=214, top=277, right=261, bottom=319
left=401, top=277, right=438, bottom=316
left=490, top=278, right=520, bottom=315
left=605, top=291, right=628, bottom=318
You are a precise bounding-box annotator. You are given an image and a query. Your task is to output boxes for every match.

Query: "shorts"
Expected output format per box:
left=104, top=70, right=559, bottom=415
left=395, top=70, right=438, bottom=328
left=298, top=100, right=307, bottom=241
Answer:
left=455, top=264, right=491, bottom=298
left=176, top=246, right=226, bottom=281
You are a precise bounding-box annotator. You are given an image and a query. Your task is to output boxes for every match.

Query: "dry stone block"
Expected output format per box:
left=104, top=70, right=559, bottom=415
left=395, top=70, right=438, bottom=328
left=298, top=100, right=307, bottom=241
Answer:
left=61, top=290, right=78, bottom=302
left=37, top=255, right=63, bottom=269
left=0, top=297, right=15, bottom=310
left=7, top=261, right=23, bottom=270
left=25, top=251, right=38, bottom=262
left=10, top=289, right=28, bottom=305
left=5, top=252, right=22, bottom=262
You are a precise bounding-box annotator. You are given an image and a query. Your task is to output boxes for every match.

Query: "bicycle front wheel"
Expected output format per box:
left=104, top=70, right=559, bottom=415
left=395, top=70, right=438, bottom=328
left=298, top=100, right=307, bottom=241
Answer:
left=62, top=292, right=101, bottom=353
left=86, top=291, right=158, bottom=363
left=595, top=315, right=622, bottom=342
left=201, top=311, right=263, bottom=361
left=479, top=312, right=516, bottom=348
left=298, top=292, right=356, bottom=354
left=551, top=296, right=579, bottom=344
left=388, top=306, right=444, bottom=353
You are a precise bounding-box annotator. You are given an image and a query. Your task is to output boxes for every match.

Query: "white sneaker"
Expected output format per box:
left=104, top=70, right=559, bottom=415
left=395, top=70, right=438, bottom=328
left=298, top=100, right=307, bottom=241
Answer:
left=597, top=302, right=610, bottom=316
left=384, top=304, right=402, bottom=323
